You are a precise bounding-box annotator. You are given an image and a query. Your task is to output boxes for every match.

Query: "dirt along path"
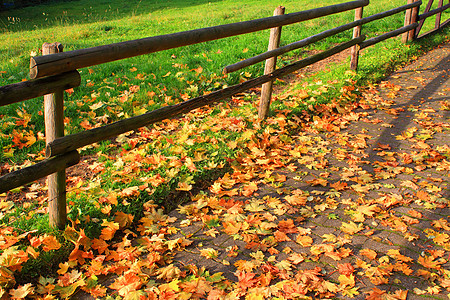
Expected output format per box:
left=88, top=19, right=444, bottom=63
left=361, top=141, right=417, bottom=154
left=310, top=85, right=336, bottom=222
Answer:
left=76, top=43, right=449, bottom=299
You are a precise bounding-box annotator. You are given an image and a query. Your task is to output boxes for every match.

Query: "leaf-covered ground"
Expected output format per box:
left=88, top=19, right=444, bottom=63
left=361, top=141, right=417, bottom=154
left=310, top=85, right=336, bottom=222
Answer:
left=1, top=42, right=449, bottom=299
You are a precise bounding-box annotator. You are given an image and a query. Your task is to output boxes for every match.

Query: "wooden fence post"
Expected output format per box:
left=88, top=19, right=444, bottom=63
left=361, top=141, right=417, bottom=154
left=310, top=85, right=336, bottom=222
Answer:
left=409, top=2, right=420, bottom=40
left=436, top=0, right=444, bottom=29
left=350, top=6, right=364, bottom=71
left=402, top=0, right=414, bottom=42
left=43, top=42, right=67, bottom=229
left=258, top=6, right=285, bottom=119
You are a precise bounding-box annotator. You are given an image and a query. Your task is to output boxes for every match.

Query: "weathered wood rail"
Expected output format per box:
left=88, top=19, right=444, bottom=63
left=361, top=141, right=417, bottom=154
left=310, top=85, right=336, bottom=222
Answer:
left=29, top=0, right=368, bottom=79
left=0, top=0, right=448, bottom=229
left=416, top=0, right=450, bottom=37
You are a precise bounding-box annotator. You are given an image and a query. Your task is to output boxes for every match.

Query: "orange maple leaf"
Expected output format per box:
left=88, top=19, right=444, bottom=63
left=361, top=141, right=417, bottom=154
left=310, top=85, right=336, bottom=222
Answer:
left=222, top=221, right=242, bottom=235
left=41, top=235, right=62, bottom=252
left=387, top=249, right=413, bottom=263
left=278, top=219, right=298, bottom=234
left=338, top=263, right=355, bottom=276
left=296, top=235, right=313, bottom=247
left=366, top=287, right=386, bottom=300
left=109, top=272, right=143, bottom=296
left=83, top=285, right=107, bottom=298
left=274, top=230, right=290, bottom=242
left=0, top=235, right=19, bottom=250
left=416, top=190, right=430, bottom=201
left=360, top=248, right=377, bottom=260
left=284, top=193, right=307, bottom=206
left=91, top=238, right=109, bottom=254
left=288, top=253, right=305, bottom=264
left=234, top=260, right=257, bottom=272
left=418, top=255, right=445, bottom=270
left=330, top=181, right=348, bottom=191
left=100, top=220, right=120, bottom=241
left=236, top=271, right=257, bottom=290
left=306, top=178, right=328, bottom=186
left=393, top=262, right=413, bottom=275
left=432, top=219, right=450, bottom=231
left=242, top=182, right=258, bottom=197
left=340, top=221, right=363, bottom=234
left=199, top=248, right=219, bottom=259
left=65, top=88, right=74, bottom=95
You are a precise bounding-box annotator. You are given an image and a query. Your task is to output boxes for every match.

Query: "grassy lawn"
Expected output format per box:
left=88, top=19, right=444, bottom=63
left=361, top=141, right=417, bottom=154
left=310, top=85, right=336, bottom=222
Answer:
left=0, top=0, right=449, bottom=295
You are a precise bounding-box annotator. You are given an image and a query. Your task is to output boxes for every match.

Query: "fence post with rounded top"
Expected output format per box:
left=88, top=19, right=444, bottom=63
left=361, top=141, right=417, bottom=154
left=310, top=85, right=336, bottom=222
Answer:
left=258, top=6, right=285, bottom=119
left=43, top=42, right=67, bottom=229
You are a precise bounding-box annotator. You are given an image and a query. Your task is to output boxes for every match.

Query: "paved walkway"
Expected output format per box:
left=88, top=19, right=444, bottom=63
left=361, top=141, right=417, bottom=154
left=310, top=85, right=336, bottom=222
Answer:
left=166, top=44, right=450, bottom=299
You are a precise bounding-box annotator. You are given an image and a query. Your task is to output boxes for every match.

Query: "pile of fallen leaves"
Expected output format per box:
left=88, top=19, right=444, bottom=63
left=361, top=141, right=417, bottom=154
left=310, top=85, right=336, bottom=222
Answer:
left=1, top=67, right=449, bottom=299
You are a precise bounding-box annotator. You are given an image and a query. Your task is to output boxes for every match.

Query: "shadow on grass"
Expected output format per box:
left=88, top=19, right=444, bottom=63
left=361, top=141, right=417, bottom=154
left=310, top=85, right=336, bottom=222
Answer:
left=0, top=0, right=224, bottom=33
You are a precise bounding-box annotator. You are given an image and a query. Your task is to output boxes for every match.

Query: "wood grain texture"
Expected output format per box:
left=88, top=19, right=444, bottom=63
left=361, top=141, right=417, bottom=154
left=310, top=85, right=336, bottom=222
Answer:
left=0, top=151, right=79, bottom=194
left=259, top=6, right=285, bottom=120
left=0, top=71, right=80, bottom=107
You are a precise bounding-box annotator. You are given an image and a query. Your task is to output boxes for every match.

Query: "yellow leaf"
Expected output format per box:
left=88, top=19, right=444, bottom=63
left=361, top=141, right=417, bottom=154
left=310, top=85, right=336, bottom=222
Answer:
left=244, top=200, right=265, bottom=212
left=200, top=248, right=219, bottom=259
left=57, top=262, right=70, bottom=275
left=245, top=293, right=264, bottom=300
left=321, top=234, right=337, bottom=243
left=177, top=182, right=192, bottom=191
left=288, top=252, right=305, bottom=264
left=296, top=235, right=313, bottom=247
left=357, top=204, right=379, bottom=217
left=340, top=221, right=363, bottom=234
left=386, top=249, right=413, bottom=263
left=9, top=283, right=34, bottom=299
left=322, top=280, right=339, bottom=293
left=338, top=274, right=355, bottom=288
left=341, top=286, right=360, bottom=297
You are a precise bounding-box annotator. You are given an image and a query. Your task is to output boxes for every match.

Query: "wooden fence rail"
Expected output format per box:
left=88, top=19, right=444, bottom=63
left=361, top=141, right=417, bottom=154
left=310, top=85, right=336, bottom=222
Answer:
left=416, top=0, right=450, bottom=37
left=0, top=71, right=80, bottom=107
left=0, top=151, right=80, bottom=194
left=360, top=22, right=419, bottom=48
left=29, top=0, right=369, bottom=79
left=224, top=0, right=422, bottom=74
left=418, top=2, right=450, bottom=20
left=45, top=37, right=365, bottom=158
left=1, top=0, right=449, bottom=228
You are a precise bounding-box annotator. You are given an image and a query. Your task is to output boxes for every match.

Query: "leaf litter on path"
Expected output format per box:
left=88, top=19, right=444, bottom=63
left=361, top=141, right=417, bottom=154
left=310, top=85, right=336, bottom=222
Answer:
left=0, top=45, right=449, bottom=299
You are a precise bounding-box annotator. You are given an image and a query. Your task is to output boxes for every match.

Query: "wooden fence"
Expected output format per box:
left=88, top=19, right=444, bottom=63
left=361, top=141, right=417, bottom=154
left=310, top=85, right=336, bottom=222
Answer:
left=0, top=0, right=448, bottom=229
